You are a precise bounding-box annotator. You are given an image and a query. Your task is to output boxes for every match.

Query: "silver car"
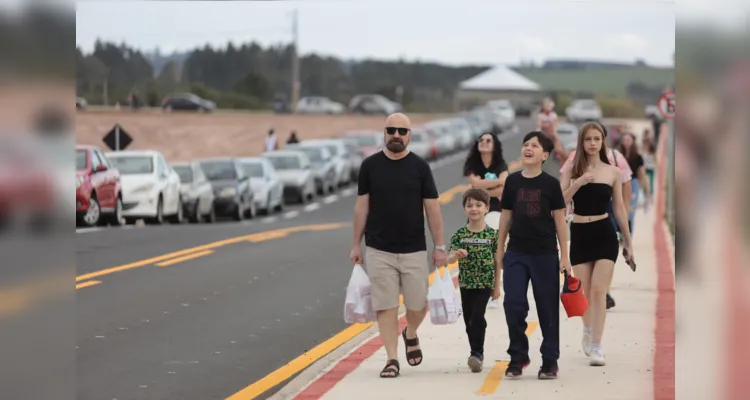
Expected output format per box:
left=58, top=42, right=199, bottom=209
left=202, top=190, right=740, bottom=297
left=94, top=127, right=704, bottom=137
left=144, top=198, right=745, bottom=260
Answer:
left=237, top=157, right=285, bottom=215
left=260, top=150, right=316, bottom=204
left=557, top=123, right=579, bottom=154
left=171, top=161, right=216, bottom=223
left=286, top=144, right=337, bottom=195
left=296, top=139, right=352, bottom=187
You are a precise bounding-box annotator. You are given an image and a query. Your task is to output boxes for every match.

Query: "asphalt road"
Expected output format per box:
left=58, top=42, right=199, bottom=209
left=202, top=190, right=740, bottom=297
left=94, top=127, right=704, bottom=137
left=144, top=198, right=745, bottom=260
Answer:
left=76, top=119, right=564, bottom=400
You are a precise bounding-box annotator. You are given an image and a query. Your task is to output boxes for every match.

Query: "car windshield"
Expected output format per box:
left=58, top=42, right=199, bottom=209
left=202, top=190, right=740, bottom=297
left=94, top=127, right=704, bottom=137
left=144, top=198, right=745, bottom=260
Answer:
left=108, top=156, right=153, bottom=175
left=241, top=162, right=265, bottom=178
left=199, top=161, right=237, bottom=180
left=576, top=101, right=597, bottom=109
left=267, top=156, right=301, bottom=170
left=351, top=135, right=378, bottom=147
left=173, top=166, right=193, bottom=183
left=76, top=149, right=87, bottom=170
left=297, top=147, right=323, bottom=163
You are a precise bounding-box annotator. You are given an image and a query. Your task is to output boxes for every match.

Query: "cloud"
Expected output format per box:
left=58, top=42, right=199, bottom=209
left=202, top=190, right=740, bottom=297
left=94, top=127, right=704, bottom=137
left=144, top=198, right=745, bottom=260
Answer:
left=607, top=33, right=649, bottom=52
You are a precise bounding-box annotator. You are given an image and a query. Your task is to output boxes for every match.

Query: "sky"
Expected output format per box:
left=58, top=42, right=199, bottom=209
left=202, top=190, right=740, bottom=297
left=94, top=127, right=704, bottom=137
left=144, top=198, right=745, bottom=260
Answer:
left=76, top=0, right=677, bottom=67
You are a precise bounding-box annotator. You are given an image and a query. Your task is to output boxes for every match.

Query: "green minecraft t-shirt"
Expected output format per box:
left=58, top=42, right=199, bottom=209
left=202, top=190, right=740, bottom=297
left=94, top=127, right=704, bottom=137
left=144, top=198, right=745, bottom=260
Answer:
left=450, top=225, right=499, bottom=289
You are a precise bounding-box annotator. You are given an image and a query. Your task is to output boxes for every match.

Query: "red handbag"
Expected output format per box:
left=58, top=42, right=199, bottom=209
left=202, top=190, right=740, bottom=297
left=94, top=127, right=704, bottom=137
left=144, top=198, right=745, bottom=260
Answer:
left=561, top=272, right=588, bottom=318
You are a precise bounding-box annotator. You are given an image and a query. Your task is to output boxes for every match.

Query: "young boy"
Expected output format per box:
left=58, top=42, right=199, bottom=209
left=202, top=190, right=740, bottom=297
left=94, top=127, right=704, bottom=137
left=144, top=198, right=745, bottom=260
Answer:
left=495, top=131, right=572, bottom=380
left=448, top=188, right=500, bottom=373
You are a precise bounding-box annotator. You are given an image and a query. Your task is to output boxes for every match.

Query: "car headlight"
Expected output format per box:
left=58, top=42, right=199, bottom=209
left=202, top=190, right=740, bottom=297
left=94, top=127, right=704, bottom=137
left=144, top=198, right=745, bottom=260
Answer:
left=76, top=176, right=85, bottom=188
left=219, top=187, right=237, bottom=197
left=133, top=183, right=155, bottom=193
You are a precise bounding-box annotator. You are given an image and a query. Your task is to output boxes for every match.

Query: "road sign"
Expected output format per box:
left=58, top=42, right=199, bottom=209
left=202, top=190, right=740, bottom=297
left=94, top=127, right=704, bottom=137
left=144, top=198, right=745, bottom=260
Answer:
left=657, top=90, right=676, bottom=119
left=103, top=124, right=133, bottom=151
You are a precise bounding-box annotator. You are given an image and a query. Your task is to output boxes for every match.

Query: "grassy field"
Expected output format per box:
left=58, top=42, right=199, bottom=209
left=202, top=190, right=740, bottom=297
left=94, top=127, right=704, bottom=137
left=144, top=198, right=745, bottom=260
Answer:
left=514, top=67, right=675, bottom=97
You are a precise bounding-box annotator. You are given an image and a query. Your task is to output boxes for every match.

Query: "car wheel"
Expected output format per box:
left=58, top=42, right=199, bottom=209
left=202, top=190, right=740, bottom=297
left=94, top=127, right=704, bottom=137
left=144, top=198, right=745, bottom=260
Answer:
left=274, top=195, right=284, bottom=213
left=108, top=196, right=125, bottom=226
left=147, top=196, right=164, bottom=225
left=189, top=200, right=201, bottom=223
left=168, top=197, right=184, bottom=224
left=81, top=195, right=101, bottom=227
left=244, top=199, right=255, bottom=219
left=203, top=204, right=216, bottom=223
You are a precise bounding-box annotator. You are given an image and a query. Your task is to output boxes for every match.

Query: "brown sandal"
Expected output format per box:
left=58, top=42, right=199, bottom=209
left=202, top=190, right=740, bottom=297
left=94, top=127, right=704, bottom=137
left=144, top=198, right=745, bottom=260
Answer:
left=402, top=327, right=423, bottom=366
left=379, top=359, right=400, bottom=378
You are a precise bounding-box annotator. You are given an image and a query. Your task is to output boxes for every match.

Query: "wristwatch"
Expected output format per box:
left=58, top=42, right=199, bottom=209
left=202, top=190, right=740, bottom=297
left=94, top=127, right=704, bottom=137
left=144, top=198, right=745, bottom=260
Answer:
left=434, top=245, right=447, bottom=252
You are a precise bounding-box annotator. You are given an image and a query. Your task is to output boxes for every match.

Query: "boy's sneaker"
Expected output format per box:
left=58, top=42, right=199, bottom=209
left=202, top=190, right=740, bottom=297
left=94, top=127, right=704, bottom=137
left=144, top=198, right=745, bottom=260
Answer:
left=538, top=363, right=559, bottom=379
left=504, top=360, right=530, bottom=379
left=467, top=353, right=484, bottom=373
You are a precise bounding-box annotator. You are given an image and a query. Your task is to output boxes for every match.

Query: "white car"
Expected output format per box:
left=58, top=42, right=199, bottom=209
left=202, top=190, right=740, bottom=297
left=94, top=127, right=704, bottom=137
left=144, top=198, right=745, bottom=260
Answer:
left=426, top=122, right=459, bottom=155
left=260, top=150, right=317, bottom=204
left=106, top=150, right=183, bottom=225
left=295, top=96, right=346, bottom=114
left=556, top=123, right=579, bottom=153
left=566, top=99, right=603, bottom=123
left=236, top=157, right=285, bottom=215
left=408, top=128, right=434, bottom=160
left=295, top=139, right=352, bottom=187
left=486, top=99, right=516, bottom=130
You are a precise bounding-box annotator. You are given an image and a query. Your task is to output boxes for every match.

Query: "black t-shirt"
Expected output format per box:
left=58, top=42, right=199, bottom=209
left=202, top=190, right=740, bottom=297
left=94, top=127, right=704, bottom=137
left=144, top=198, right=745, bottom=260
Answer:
left=627, top=154, right=644, bottom=179
left=500, top=171, right=566, bottom=254
left=358, top=151, right=439, bottom=253
left=467, top=162, right=508, bottom=212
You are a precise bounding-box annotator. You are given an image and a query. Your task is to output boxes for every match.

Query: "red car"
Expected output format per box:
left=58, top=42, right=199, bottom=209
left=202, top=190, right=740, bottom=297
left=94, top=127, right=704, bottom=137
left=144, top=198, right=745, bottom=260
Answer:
left=76, top=145, right=123, bottom=227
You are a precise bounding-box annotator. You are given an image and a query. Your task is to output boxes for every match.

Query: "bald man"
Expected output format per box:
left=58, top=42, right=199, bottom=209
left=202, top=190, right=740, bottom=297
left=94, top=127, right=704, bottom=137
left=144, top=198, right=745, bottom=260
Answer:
left=350, top=113, right=448, bottom=378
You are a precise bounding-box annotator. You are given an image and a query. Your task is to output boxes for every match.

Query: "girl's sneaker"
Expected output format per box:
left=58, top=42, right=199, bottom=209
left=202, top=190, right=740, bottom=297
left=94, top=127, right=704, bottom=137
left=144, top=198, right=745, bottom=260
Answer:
left=582, top=331, right=592, bottom=356
left=589, top=347, right=606, bottom=366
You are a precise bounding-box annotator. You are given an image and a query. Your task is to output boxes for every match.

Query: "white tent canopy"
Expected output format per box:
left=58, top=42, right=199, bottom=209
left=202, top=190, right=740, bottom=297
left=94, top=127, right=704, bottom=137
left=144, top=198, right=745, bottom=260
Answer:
left=459, top=65, right=541, bottom=91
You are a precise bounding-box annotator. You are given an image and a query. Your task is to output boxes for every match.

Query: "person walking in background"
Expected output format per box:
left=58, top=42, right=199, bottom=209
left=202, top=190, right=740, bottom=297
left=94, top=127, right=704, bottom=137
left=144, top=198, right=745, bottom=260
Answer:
left=617, top=132, right=652, bottom=235
left=265, top=128, right=279, bottom=152
left=349, top=112, right=448, bottom=378
left=462, top=132, right=509, bottom=217
left=641, top=129, right=657, bottom=197
left=496, top=131, right=572, bottom=380
left=447, top=188, right=499, bottom=373
left=560, top=121, right=634, bottom=367
left=536, top=98, right=567, bottom=162
left=287, top=130, right=300, bottom=145
left=560, top=125, right=632, bottom=310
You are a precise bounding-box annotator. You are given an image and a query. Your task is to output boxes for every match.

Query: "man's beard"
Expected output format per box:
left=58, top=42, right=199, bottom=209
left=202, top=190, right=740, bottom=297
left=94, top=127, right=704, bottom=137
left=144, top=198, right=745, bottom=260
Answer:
left=386, top=139, right=406, bottom=153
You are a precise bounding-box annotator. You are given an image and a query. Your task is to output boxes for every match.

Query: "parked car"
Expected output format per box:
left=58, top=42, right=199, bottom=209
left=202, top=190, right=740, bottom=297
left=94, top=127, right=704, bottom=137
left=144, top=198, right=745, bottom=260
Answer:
left=342, top=130, right=383, bottom=159
left=162, top=93, right=216, bottom=112
left=197, top=158, right=256, bottom=221
left=566, top=99, right=603, bottom=123
left=342, top=140, right=364, bottom=181
left=76, top=145, right=123, bottom=227
left=425, top=121, right=459, bottom=155
left=295, top=139, right=352, bottom=187
left=286, top=144, right=337, bottom=195
left=348, top=94, right=401, bottom=115
left=296, top=96, right=346, bottom=114
left=236, top=157, right=285, bottom=215
left=260, top=150, right=316, bottom=204
left=556, top=123, right=579, bottom=154
left=486, top=99, right=516, bottom=130
left=106, top=150, right=183, bottom=225
left=408, top=128, right=434, bottom=160
left=170, top=161, right=216, bottom=223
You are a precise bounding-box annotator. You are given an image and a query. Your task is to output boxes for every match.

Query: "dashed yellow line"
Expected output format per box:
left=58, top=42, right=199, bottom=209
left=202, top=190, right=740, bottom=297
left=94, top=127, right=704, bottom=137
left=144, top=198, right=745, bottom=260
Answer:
left=477, top=322, right=540, bottom=394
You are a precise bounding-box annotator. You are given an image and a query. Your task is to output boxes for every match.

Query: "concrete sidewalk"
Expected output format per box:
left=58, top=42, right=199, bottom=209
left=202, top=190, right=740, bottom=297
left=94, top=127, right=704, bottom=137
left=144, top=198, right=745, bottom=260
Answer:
left=272, top=205, right=669, bottom=400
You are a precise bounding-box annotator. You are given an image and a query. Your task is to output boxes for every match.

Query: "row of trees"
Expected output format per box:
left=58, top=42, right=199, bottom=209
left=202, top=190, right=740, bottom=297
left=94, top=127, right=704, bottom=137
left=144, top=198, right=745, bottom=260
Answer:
left=76, top=40, right=489, bottom=112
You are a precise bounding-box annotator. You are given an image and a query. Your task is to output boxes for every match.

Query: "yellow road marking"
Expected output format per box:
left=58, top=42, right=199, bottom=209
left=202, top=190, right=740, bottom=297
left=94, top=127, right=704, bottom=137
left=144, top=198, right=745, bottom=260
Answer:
left=155, top=250, right=214, bottom=267
left=477, top=321, right=539, bottom=395
left=227, top=262, right=459, bottom=400
left=437, top=184, right=471, bottom=205
left=75, top=222, right=348, bottom=283
left=76, top=280, right=102, bottom=290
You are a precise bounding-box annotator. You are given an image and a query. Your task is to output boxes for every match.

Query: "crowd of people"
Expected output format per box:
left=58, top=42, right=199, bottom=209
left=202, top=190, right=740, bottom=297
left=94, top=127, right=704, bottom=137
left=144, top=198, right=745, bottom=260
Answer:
left=349, top=111, right=656, bottom=379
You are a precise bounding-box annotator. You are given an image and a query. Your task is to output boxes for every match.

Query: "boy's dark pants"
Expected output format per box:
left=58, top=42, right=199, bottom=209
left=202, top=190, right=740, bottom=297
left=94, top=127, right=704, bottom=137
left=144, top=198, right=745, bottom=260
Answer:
left=502, top=250, right=561, bottom=365
left=460, top=288, right=493, bottom=357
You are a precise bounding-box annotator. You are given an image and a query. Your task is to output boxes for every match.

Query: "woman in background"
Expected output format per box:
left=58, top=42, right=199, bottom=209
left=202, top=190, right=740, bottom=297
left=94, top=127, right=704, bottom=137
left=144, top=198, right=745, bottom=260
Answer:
left=618, top=132, right=653, bottom=235
left=463, top=132, right=510, bottom=218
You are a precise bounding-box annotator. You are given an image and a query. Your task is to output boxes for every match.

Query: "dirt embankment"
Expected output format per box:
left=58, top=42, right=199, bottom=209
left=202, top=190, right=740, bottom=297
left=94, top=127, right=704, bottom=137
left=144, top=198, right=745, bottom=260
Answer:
left=75, top=110, right=451, bottom=162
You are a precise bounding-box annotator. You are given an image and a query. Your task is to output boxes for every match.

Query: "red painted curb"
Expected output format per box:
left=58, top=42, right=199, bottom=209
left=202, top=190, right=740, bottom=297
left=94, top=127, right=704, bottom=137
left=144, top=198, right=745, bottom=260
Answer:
left=293, top=275, right=460, bottom=400
left=653, top=123, right=675, bottom=400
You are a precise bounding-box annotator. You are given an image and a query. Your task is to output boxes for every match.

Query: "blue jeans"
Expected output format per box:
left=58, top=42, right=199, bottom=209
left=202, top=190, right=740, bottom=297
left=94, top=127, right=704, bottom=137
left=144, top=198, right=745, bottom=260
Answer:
left=628, top=179, right=640, bottom=236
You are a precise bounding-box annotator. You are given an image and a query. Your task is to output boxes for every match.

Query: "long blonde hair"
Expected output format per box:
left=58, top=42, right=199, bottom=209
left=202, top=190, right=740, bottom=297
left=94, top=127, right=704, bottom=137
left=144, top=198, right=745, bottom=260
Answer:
left=571, top=121, right=610, bottom=179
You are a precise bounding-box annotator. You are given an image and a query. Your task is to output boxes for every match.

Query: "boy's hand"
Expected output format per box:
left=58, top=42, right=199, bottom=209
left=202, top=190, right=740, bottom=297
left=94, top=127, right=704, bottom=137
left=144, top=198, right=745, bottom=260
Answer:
left=456, top=249, right=469, bottom=259
left=492, top=281, right=502, bottom=300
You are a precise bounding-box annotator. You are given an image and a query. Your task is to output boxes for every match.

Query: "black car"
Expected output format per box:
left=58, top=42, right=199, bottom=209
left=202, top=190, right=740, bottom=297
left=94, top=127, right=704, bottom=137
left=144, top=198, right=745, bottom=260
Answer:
left=162, top=93, right=216, bottom=112
left=196, top=158, right=255, bottom=221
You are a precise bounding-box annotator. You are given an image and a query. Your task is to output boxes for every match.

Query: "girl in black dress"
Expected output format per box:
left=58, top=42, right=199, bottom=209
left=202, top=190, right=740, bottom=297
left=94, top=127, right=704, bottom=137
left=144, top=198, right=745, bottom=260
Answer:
left=560, top=122, right=634, bottom=367
left=462, top=132, right=511, bottom=216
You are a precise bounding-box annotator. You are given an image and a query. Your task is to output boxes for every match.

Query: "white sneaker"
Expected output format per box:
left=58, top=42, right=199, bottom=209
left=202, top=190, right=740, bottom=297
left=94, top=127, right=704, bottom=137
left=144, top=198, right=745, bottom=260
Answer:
left=582, top=332, right=592, bottom=356
left=589, top=347, right=606, bottom=366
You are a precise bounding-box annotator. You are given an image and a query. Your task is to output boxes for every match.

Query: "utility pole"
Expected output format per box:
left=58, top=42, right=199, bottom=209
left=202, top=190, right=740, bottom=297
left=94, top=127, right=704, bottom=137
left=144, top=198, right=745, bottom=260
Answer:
left=290, top=9, right=300, bottom=112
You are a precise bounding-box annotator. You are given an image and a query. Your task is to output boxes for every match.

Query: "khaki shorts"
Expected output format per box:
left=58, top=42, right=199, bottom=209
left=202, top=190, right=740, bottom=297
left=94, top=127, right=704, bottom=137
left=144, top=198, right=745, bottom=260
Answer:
left=365, top=246, right=429, bottom=311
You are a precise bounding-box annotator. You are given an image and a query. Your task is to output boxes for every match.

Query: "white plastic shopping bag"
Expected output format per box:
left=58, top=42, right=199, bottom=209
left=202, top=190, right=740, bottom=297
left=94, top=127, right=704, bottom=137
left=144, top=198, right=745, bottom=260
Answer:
left=429, top=267, right=461, bottom=325
left=343, top=264, right=376, bottom=323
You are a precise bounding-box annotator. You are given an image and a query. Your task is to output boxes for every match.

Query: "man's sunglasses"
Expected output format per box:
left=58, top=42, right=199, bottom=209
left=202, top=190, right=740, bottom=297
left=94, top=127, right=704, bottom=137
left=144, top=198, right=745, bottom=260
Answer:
left=385, top=127, right=410, bottom=135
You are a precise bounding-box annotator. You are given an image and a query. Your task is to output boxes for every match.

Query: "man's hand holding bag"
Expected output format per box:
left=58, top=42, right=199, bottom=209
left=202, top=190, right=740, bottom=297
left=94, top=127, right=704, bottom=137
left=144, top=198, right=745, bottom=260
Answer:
left=343, top=264, right=376, bottom=323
